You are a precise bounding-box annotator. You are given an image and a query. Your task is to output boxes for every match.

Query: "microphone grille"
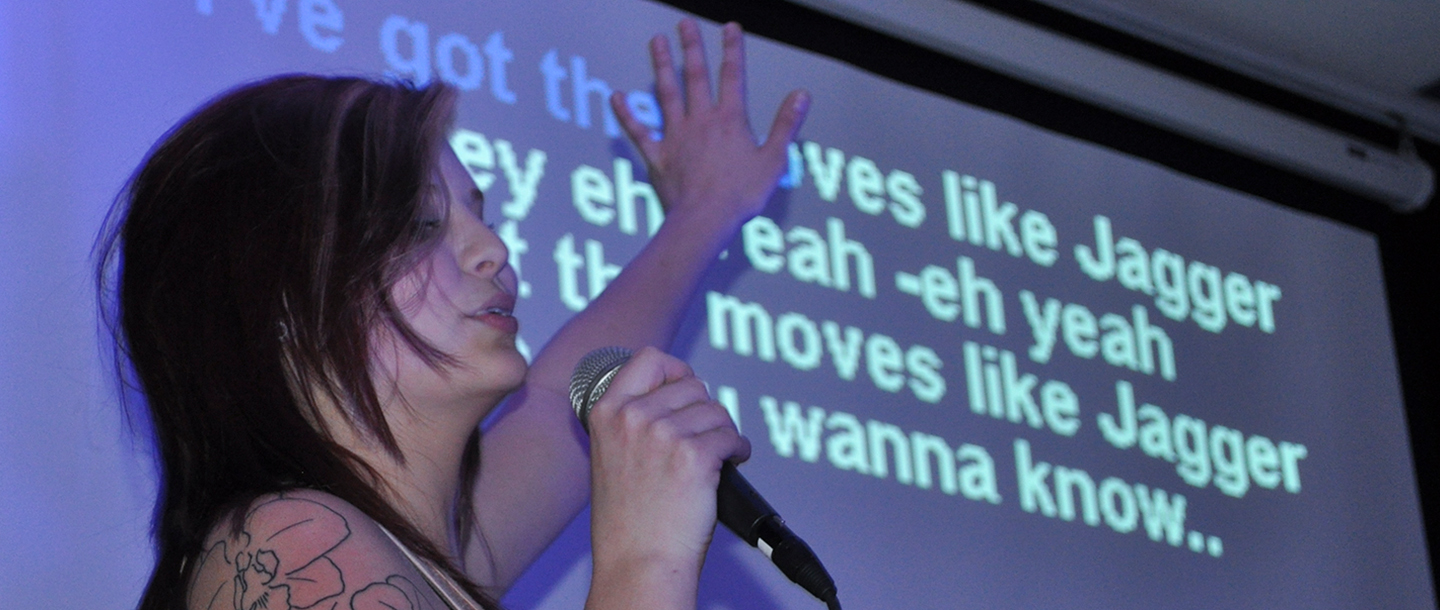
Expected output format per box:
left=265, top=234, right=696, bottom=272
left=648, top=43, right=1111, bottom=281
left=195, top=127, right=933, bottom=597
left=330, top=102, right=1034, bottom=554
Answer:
left=569, top=346, right=634, bottom=431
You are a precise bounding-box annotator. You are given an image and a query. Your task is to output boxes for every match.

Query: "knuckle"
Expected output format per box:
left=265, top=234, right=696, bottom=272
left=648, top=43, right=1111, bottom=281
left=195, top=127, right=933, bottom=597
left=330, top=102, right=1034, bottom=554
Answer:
left=651, top=415, right=683, bottom=443
left=692, top=398, right=725, bottom=422
left=710, top=401, right=739, bottom=429
left=674, top=377, right=709, bottom=399
left=617, top=400, right=651, bottom=431
left=672, top=436, right=708, bottom=467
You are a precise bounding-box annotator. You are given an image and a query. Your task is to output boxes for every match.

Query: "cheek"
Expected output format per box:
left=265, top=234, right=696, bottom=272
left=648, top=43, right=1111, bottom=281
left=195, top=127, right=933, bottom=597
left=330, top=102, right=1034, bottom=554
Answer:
left=387, top=261, right=434, bottom=316
left=388, top=258, right=461, bottom=321
left=393, top=285, right=475, bottom=355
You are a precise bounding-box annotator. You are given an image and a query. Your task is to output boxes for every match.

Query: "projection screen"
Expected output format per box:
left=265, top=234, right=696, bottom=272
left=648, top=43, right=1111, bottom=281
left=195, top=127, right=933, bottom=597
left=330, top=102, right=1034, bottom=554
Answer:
left=0, top=0, right=1429, bottom=608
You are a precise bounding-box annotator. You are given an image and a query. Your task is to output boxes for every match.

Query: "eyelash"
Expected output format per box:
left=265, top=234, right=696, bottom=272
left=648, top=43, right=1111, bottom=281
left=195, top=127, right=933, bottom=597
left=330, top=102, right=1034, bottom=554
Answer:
left=416, top=219, right=496, bottom=233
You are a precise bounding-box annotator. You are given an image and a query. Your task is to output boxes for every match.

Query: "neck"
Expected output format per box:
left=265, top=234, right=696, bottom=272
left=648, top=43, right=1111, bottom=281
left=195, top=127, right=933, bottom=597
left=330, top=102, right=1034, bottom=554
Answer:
left=373, top=421, right=468, bottom=558
left=325, top=391, right=497, bottom=562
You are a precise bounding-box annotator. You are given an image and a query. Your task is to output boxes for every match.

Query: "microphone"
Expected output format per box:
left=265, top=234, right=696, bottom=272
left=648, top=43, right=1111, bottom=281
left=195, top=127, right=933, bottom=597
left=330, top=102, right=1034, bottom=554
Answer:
left=570, top=347, right=840, bottom=608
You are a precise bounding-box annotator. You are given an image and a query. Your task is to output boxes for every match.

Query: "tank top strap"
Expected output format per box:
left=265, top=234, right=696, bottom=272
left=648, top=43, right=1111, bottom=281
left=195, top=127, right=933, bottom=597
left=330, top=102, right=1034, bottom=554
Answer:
left=375, top=523, right=486, bottom=610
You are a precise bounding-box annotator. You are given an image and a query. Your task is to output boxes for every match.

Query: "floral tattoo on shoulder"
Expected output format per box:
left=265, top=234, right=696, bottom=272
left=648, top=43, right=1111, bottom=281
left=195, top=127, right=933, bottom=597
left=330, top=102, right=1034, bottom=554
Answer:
left=189, top=494, right=438, bottom=610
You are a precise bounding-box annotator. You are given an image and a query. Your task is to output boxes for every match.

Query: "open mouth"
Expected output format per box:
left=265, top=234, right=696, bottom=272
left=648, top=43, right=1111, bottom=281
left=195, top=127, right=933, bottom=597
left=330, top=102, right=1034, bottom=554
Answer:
left=470, top=302, right=519, bottom=334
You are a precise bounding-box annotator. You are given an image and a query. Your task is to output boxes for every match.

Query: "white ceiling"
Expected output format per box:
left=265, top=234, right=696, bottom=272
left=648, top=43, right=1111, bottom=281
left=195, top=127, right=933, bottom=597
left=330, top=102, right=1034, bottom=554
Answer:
left=1033, top=0, right=1440, bottom=141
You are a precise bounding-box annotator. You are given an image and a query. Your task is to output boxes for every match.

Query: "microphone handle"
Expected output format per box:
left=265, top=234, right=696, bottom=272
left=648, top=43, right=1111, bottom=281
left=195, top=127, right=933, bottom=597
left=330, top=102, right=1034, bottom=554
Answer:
left=718, top=462, right=838, bottom=603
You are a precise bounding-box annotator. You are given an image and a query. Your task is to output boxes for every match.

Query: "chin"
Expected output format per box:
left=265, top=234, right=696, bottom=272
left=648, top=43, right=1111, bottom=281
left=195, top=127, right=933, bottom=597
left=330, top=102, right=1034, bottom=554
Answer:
left=499, top=352, right=529, bottom=392
left=487, top=343, right=530, bottom=394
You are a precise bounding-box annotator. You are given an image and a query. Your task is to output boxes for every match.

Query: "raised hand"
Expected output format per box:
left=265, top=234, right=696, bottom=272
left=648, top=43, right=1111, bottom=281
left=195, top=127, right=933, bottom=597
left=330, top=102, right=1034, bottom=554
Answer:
left=610, top=19, right=809, bottom=232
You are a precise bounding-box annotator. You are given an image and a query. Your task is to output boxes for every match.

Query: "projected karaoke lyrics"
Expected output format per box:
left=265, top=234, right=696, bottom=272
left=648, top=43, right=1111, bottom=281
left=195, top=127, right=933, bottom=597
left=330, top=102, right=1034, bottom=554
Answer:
left=445, top=120, right=1308, bottom=561
left=189, top=0, right=1343, bottom=587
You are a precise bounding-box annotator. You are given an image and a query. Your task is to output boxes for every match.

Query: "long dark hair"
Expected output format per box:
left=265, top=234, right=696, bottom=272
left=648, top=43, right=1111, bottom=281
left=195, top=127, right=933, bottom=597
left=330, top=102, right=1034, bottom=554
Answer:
left=96, top=74, right=496, bottom=609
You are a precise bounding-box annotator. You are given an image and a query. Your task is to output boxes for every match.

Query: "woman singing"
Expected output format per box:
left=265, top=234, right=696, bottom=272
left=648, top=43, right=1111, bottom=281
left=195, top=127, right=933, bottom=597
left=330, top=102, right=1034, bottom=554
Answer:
left=99, top=18, right=808, bottom=610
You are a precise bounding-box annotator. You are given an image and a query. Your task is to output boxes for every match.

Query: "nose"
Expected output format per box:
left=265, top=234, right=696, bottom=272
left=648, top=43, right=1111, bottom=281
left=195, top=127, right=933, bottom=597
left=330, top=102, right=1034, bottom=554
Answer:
left=456, top=209, right=511, bottom=284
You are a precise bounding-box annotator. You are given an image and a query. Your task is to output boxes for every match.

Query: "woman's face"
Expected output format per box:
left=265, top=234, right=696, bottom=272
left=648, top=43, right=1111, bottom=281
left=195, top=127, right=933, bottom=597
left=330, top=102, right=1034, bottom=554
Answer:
left=374, top=145, right=525, bottom=413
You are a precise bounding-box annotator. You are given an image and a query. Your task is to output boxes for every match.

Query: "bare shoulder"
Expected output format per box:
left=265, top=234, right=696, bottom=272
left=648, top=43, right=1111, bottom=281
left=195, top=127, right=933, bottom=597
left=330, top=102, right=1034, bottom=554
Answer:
left=188, top=489, right=447, bottom=610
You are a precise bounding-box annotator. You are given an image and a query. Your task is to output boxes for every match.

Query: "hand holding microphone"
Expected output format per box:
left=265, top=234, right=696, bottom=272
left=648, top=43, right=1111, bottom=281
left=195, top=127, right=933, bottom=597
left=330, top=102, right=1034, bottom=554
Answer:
left=573, top=347, right=840, bottom=609
left=577, top=346, right=751, bottom=605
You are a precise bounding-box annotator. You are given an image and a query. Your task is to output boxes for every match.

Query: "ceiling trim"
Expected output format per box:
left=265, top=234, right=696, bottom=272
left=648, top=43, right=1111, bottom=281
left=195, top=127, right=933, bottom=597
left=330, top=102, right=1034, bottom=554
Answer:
left=1026, top=0, right=1440, bottom=144
left=785, top=0, right=1435, bottom=211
